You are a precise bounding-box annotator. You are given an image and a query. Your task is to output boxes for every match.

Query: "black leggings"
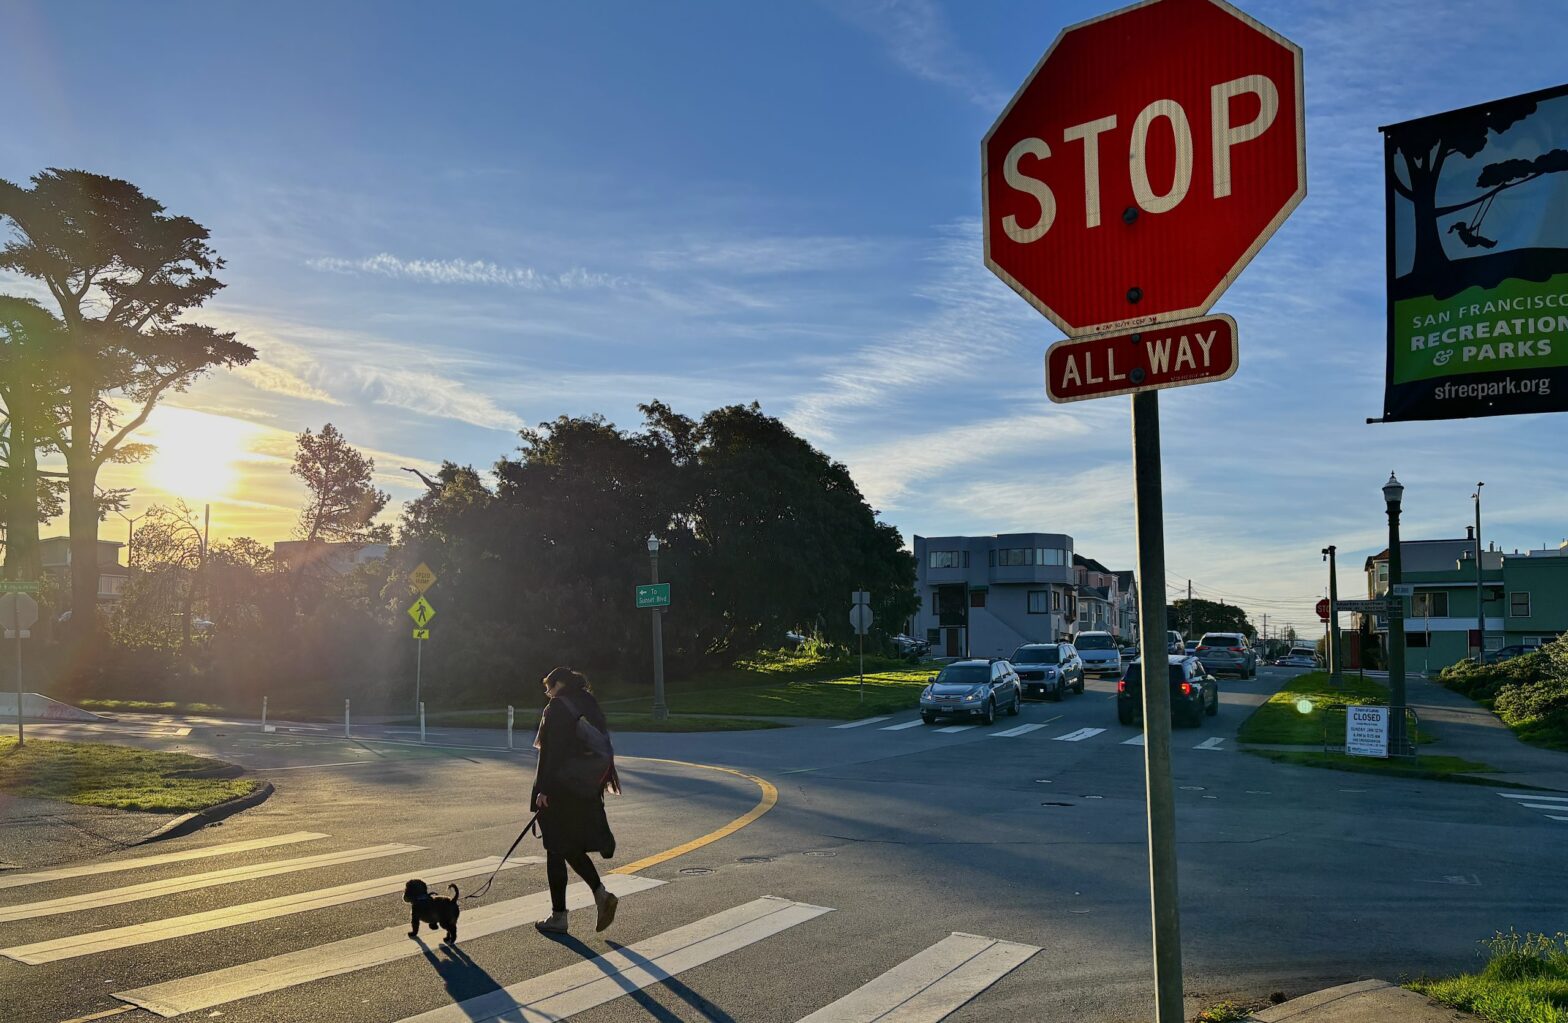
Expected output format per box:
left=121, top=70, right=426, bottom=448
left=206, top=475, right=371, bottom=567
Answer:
left=546, top=850, right=602, bottom=912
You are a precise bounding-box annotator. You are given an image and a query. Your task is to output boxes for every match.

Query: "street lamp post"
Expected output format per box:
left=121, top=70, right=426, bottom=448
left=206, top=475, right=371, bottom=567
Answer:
left=1473, top=482, right=1485, bottom=662
left=1322, top=545, right=1341, bottom=686
left=1383, top=473, right=1408, bottom=755
left=647, top=534, right=668, bottom=721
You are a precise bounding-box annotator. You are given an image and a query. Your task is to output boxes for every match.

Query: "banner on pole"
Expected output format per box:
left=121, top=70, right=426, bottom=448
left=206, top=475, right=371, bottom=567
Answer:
left=1380, top=83, right=1568, bottom=421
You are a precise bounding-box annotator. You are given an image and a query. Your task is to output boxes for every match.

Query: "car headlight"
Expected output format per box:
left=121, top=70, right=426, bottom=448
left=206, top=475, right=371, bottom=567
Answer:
left=963, top=690, right=981, bottom=702
left=921, top=686, right=932, bottom=699
left=1044, top=668, right=1058, bottom=677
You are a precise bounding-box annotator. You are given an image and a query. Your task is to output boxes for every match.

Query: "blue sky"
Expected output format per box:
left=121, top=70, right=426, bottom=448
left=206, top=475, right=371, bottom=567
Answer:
left=2, top=0, right=1565, bottom=637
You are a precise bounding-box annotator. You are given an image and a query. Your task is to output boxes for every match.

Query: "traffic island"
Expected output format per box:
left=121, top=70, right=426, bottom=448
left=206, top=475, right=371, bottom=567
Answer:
left=0, top=737, right=258, bottom=813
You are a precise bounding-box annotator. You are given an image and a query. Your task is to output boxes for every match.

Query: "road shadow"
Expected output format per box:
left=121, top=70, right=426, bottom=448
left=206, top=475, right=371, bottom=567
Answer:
left=418, top=939, right=507, bottom=1013
left=538, top=931, right=738, bottom=1023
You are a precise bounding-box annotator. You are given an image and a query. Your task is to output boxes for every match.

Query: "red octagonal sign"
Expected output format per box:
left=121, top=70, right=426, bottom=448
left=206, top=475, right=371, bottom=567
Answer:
left=984, top=0, right=1304, bottom=337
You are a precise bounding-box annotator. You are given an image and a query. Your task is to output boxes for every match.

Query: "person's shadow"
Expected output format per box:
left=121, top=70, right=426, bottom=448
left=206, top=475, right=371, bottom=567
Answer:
left=538, top=932, right=738, bottom=1023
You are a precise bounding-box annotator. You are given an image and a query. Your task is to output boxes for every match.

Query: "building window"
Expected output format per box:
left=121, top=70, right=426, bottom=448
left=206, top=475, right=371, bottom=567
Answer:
left=1035, top=548, right=1066, bottom=566
left=1027, top=591, right=1049, bottom=614
left=931, top=592, right=940, bottom=615
left=926, top=628, right=940, bottom=645
left=970, top=589, right=986, bottom=609
left=988, top=550, right=996, bottom=568
left=1510, top=591, right=1531, bottom=618
left=929, top=550, right=961, bottom=569
left=998, top=548, right=1032, bottom=567
left=1411, top=592, right=1448, bottom=618
left=1406, top=632, right=1431, bottom=648
left=1052, top=590, right=1062, bottom=611
left=1485, top=635, right=1504, bottom=651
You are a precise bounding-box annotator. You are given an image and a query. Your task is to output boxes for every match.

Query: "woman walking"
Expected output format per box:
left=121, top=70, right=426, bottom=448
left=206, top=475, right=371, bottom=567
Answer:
left=532, top=666, right=620, bottom=935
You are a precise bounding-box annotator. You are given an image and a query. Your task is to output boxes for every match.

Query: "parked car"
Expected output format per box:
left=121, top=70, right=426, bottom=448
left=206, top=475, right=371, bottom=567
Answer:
left=1482, top=645, right=1529, bottom=664
left=1074, top=631, right=1122, bottom=678
left=919, top=659, right=1022, bottom=725
left=1010, top=643, right=1084, bottom=701
left=1184, top=640, right=1199, bottom=655
left=1167, top=630, right=1185, bottom=655
left=1119, top=645, right=1139, bottom=660
left=1279, top=647, right=1317, bottom=668
left=892, top=634, right=930, bottom=658
left=1195, top=632, right=1257, bottom=678
left=1116, top=655, right=1219, bottom=727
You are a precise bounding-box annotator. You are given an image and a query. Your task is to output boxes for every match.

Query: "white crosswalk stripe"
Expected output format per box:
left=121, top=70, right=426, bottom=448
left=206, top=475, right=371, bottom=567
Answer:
left=1495, top=792, right=1568, bottom=824
left=880, top=719, right=926, bottom=731
left=389, top=896, right=834, bottom=1023
left=1194, top=737, right=1226, bottom=750
left=114, top=874, right=666, bottom=1017
left=833, top=716, right=893, bottom=729
left=935, top=725, right=976, bottom=733
left=1, top=855, right=536, bottom=964
left=0, top=831, right=328, bottom=891
left=1122, top=734, right=1145, bottom=745
left=795, top=931, right=1039, bottom=1022
left=1498, top=792, right=1568, bottom=801
left=1053, top=727, right=1105, bottom=742
left=0, top=842, right=420, bottom=923
left=991, top=723, right=1052, bottom=738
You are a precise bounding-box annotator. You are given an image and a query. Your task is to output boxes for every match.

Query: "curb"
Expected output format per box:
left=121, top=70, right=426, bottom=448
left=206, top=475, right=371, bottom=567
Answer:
left=137, top=780, right=275, bottom=844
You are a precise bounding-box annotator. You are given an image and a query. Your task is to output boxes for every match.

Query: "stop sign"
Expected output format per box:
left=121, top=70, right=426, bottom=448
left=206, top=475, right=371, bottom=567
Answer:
left=1316, top=598, right=1330, bottom=621
left=983, top=0, right=1304, bottom=337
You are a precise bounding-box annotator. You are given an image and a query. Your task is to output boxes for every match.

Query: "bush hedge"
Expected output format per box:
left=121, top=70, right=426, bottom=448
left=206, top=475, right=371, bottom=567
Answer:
left=1438, top=638, right=1568, bottom=751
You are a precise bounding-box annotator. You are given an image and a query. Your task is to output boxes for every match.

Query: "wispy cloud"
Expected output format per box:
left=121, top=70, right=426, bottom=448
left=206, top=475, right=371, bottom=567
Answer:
left=823, top=0, right=1008, bottom=110
left=345, top=362, right=525, bottom=433
left=233, top=360, right=343, bottom=405
left=307, top=253, right=624, bottom=291
left=646, top=235, right=879, bottom=275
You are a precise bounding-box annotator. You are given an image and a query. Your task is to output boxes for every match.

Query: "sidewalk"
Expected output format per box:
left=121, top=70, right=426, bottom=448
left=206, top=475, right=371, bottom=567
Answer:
left=1251, top=980, right=1471, bottom=1023
left=1407, top=674, right=1568, bottom=790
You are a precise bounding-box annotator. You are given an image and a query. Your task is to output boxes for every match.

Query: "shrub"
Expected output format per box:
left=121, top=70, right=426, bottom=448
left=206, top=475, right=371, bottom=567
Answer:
left=1439, top=649, right=1552, bottom=702
left=1494, top=677, right=1568, bottom=726
left=1480, top=930, right=1568, bottom=982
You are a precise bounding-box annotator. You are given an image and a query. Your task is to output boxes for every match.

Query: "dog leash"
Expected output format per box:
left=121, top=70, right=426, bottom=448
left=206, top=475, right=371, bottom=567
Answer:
left=464, top=811, right=540, bottom=901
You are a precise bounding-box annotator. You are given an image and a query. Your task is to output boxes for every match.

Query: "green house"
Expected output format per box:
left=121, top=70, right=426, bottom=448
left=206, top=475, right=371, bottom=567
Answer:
left=1363, top=532, right=1568, bottom=672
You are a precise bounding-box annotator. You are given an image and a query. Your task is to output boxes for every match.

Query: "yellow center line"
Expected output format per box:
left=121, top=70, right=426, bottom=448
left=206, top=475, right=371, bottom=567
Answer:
left=610, top=757, right=779, bottom=876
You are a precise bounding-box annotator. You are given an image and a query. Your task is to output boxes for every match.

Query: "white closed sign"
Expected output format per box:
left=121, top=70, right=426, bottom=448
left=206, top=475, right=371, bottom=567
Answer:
left=1346, top=705, right=1390, bottom=758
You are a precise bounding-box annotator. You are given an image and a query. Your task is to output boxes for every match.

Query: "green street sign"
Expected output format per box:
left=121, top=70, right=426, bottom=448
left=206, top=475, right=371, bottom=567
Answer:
left=0, top=581, right=40, bottom=593
left=636, top=583, right=671, bottom=609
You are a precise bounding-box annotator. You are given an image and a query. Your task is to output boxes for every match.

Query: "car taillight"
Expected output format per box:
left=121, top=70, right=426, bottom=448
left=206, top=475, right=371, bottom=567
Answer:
left=1180, top=682, right=1193, bottom=695
left=1196, top=645, right=1209, bottom=652
left=1117, top=680, right=1126, bottom=692
left=1230, top=646, right=1245, bottom=653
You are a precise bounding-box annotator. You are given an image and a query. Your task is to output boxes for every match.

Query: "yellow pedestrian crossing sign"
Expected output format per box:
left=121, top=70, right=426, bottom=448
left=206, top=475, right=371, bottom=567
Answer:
left=412, top=628, right=430, bottom=640
left=409, top=562, right=437, bottom=593
left=407, top=596, right=436, bottom=628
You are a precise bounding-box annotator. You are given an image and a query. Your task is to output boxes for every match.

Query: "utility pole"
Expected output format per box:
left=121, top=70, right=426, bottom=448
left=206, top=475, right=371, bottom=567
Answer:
left=1187, top=579, right=1193, bottom=638
left=1322, top=545, right=1341, bottom=685
left=1473, top=483, right=1485, bottom=662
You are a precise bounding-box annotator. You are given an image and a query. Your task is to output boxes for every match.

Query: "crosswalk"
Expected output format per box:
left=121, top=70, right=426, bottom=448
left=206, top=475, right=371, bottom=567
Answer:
left=1497, top=791, right=1568, bottom=823
left=836, top=714, right=1231, bottom=751
left=3, top=831, right=1040, bottom=1022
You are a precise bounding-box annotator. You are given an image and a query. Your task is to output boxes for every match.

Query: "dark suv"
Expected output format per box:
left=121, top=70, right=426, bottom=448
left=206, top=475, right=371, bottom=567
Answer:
left=1010, top=643, right=1084, bottom=701
left=1116, top=655, right=1219, bottom=727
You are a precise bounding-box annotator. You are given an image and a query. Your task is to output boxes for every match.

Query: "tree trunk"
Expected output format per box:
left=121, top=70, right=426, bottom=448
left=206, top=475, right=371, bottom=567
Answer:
left=67, top=376, right=100, bottom=635
left=2, top=418, right=43, bottom=581
left=1409, top=173, right=1447, bottom=280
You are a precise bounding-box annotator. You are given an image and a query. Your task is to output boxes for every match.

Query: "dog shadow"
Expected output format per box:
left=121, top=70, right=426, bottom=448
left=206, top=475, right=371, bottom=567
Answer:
left=418, top=940, right=506, bottom=1010
left=538, top=933, right=738, bottom=1023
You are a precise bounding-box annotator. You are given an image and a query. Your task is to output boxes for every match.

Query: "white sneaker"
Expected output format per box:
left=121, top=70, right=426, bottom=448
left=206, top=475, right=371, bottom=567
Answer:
left=535, top=910, right=568, bottom=934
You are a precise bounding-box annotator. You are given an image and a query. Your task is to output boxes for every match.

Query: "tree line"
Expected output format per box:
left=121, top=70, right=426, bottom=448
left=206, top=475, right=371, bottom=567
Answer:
left=1, top=168, right=917, bottom=710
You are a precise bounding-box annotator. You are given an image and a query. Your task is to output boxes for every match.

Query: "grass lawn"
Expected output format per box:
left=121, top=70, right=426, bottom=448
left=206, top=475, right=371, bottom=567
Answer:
left=621, top=666, right=935, bottom=719
left=76, top=699, right=226, bottom=715
left=0, top=737, right=258, bottom=813
left=1411, top=931, right=1568, bottom=1023
left=1237, top=671, right=1399, bottom=745
left=1246, top=749, right=1500, bottom=785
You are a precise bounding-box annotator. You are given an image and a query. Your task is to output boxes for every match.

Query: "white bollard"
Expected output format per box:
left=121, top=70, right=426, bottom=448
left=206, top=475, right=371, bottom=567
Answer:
left=419, top=701, right=426, bottom=744
left=344, top=698, right=350, bottom=738
left=507, top=705, right=514, bottom=750
left=261, top=696, right=268, bottom=732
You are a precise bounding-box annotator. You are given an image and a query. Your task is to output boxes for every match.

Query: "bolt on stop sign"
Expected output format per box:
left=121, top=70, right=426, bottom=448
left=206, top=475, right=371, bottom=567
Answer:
left=983, top=0, right=1304, bottom=338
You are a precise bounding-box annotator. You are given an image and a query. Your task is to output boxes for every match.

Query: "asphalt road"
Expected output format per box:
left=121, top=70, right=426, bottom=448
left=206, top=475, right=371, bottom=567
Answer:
left=2, top=665, right=1564, bottom=1023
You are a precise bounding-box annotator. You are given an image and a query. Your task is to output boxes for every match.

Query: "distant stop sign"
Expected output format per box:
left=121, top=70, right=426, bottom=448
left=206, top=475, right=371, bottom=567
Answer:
left=983, top=0, right=1304, bottom=336
left=1316, top=598, right=1331, bottom=621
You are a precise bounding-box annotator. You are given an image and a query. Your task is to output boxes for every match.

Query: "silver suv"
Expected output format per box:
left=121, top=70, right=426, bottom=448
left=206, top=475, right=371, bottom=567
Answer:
left=1195, top=632, right=1257, bottom=678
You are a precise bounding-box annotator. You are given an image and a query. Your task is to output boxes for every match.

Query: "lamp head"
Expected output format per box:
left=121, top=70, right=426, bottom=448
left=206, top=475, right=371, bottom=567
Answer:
left=647, top=533, right=659, bottom=553
left=1382, top=472, right=1404, bottom=508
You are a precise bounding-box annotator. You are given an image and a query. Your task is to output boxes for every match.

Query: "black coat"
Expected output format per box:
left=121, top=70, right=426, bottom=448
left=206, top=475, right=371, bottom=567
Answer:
left=531, top=692, right=616, bottom=858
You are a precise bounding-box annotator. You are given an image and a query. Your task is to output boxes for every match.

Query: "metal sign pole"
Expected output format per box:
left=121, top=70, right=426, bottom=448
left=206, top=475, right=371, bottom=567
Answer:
left=14, top=629, right=22, bottom=747
left=859, top=628, right=865, bottom=704
left=1130, top=389, right=1183, bottom=1023
left=414, top=637, right=423, bottom=719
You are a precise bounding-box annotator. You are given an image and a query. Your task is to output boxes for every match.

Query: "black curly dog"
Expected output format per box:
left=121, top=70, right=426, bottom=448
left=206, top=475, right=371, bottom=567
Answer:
left=403, top=879, right=460, bottom=943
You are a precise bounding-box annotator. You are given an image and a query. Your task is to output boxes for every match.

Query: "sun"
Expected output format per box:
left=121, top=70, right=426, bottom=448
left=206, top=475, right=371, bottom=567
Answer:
left=142, top=408, right=264, bottom=503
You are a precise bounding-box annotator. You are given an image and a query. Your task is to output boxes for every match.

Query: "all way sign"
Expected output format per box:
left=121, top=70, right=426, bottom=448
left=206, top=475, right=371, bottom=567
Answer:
left=1045, top=315, right=1237, bottom=403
